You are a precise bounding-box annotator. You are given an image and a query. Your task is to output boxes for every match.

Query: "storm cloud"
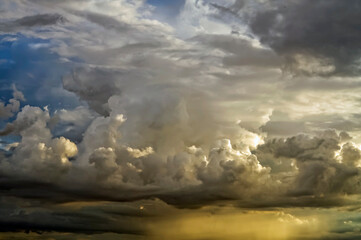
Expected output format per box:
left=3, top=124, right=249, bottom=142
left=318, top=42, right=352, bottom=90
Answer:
left=248, top=0, right=361, bottom=76
left=1, top=0, right=361, bottom=239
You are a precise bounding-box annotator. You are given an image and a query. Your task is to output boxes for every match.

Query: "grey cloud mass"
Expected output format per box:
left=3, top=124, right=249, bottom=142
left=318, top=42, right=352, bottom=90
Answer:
left=0, top=14, right=66, bottom=32
left=247, top=0, right=361, bottom=76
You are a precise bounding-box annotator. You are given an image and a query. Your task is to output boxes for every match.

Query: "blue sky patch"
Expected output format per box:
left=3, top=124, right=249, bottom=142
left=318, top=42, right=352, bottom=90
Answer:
left=0, top=34, right=80, bottom=112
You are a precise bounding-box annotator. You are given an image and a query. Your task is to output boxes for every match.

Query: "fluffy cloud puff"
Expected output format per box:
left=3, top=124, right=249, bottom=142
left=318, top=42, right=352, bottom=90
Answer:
left=3, top=103, right=361, bottom=208
left=0, top=106, right=77, bottom=181
left=255, top=131, right=361, bottom=197
left=0, top=85, right=25, bottom=120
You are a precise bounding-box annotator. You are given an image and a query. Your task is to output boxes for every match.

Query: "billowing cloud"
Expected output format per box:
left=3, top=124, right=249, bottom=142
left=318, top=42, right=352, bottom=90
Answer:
left=246, top=0, right=361, bottom=76
left=0, top=85, right=24, bottom=119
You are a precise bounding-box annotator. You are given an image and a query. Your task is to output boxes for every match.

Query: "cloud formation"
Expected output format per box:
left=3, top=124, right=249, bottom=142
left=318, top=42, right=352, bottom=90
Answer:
left=246, top=0, right=361, bottom=76
left=0, top=14, right=66, bottom=32
left=0, top=85, right=24, bottom=119
left=1, top=0, right=361, bottom=239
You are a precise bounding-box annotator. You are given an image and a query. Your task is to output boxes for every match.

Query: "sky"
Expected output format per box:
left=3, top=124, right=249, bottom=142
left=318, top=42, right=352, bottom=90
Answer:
left=1, top=0, right=361, bottom=239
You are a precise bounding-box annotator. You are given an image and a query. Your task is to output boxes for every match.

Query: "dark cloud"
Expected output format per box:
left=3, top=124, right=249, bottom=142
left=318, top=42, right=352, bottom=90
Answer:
left=0, top=197, right=147, bottom=236
left=0, top=14, right=66, bottom=32
left=208, top=0, right=246, bottom=25
left=248, top=0, right=361, bottom=76
left=210, top=2, right=243, bottom=18
left=62, top=68, right=121, bottom=116
left=70, top=10, right=131, bottom=33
